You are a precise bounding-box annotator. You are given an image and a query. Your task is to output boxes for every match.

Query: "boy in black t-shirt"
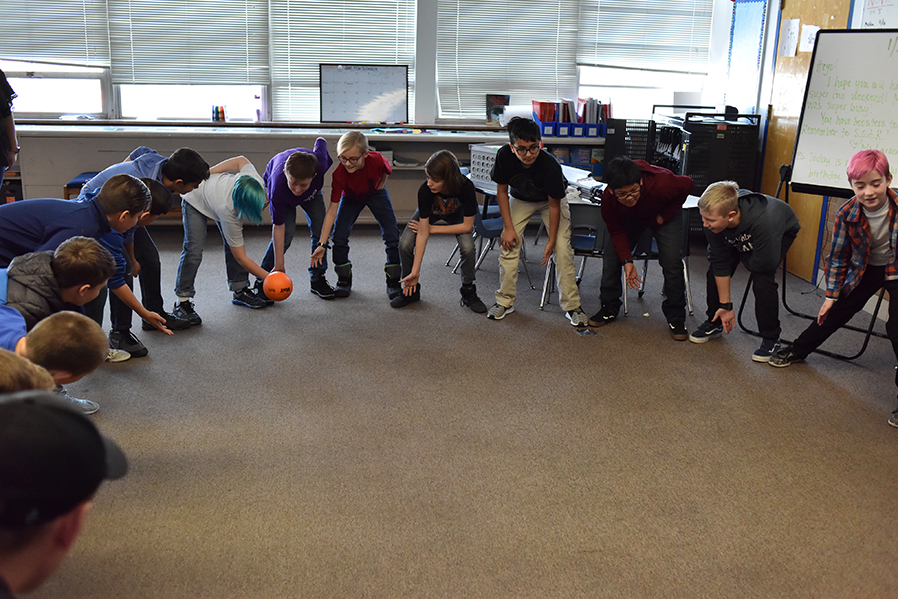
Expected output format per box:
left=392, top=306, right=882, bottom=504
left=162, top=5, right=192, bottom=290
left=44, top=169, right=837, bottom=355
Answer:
left=487, top=117, right=589, bottom=325
left=393, top=150, right=486, bottom=312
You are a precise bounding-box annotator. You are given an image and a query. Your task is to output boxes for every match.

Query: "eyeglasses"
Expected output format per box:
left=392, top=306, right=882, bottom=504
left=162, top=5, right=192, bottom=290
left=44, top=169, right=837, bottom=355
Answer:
left=338, top=154, right=364, bottom=165
left=614, top=184, right=641, bottom=201
left=512, top=145, right=541, bottom=156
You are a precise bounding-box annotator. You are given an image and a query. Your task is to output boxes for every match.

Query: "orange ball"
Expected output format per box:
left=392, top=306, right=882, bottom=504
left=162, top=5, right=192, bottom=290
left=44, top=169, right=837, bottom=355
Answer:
left=263, top=272, right=293, bottom=301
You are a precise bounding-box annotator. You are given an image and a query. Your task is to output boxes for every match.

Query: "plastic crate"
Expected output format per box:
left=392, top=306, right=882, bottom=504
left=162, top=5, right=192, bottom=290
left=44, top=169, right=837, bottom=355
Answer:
left=469, top=143, right=504, bottom=191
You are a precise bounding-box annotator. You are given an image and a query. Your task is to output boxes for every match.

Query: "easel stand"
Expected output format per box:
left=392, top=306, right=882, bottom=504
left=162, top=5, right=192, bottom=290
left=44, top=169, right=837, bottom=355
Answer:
left=736, top=164, right=889, bottom=361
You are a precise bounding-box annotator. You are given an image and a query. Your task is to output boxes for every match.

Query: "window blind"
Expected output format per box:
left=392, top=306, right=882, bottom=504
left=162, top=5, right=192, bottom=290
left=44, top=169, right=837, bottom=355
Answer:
left=436, top=0, right=581, bottom=120
left=577, top=0, right=713, bottom=73
left=269, top=0, right=416, bottom=122
left=107, top=0, right=269, bottom=84
left=0, top=1, right=111, bottom=67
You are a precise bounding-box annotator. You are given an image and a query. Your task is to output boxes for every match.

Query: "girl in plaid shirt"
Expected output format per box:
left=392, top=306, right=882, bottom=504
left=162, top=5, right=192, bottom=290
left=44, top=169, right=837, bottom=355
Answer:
left=769, top=150, right=898, bottom=426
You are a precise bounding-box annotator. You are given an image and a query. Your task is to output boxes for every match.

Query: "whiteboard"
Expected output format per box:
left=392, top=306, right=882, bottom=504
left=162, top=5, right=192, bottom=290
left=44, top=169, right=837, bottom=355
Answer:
left=319, top=64, right=408, bottom=124
left=855, top=0, right=898, bottom=29
left=790, top=29, right=898, bottom=197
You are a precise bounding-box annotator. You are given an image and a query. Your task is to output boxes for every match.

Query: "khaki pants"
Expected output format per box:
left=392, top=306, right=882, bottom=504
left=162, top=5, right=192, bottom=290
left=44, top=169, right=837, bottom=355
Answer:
left=496, top=195, right=581, bottom=312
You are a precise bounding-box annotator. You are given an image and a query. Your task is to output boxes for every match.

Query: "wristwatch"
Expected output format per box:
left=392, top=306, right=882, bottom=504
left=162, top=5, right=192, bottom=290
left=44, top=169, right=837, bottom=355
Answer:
left=317, top=240, right=331, bottom=250
left=720, top=302, right=734, bottom=310
left=624, top=259, right=634, bottom=265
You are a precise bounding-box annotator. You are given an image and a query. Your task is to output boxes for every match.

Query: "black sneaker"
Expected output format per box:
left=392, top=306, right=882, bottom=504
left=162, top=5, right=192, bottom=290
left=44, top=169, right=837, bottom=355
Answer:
left=668, top=321, right=688, bottom=341
left=252, top=279, right=275, bottom=306
left=688, top=320, right=723, bottom=344
left=588, top=306, right=617, bottom=327
left=109, top=330, right=149, bottom=358
left=142, top=311, right=191, bottom=331
left=459, top=284, right=487, bottom=313
left=310, top=276, right=336, bottom=300
left=752, top=339, right=780, bottom=363
left=172, top=300, right=202, bottom=326
left=391, top=285, right=421, bottom=308
left=232, top=288, right=268, bottom=309
left=888, top=408, right=898, bottom=429
left=769, top=346, right=803, bottom=368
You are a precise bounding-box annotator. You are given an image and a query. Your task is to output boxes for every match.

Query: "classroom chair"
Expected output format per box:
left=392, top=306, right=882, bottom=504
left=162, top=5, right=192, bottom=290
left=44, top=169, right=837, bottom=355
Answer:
left=540, top=201, right=606, bottom=309
left=63, top=172, right=99, bottom=200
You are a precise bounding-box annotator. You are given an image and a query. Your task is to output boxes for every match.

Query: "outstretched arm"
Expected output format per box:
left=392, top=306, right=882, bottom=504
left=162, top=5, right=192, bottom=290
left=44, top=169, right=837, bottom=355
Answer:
left=228, top=244, right=269, bottom=281
left=110, top=284, right=172, bottom=335
left=399, top=218, right=431, bottom=294
left=311, top=201, right=340, bottom=267
left=712, top=275, right=735, bottom=333
left=210, top=156, right=250, bottom=175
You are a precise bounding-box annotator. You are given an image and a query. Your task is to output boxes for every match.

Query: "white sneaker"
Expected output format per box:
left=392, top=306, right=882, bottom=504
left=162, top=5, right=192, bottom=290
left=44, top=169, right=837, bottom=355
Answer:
left=106, top=348, right=131, bottom=363
left=487, top=303, right=514, bottom=320
left=58, top=388, right=100, bottom=415
left=566, top=307, right=590, bottom=327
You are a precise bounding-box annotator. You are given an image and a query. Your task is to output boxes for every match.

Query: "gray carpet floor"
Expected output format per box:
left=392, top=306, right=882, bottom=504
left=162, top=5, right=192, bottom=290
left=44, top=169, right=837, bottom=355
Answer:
left=32, top=224, right=898, bottom=598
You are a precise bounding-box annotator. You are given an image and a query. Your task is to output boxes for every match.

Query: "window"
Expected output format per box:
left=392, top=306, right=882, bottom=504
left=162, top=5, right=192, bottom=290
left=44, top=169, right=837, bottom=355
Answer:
left=577, top=0, right=714, bottom=73
left=0, top=1, right=720, bottom=122
left=1, top=61, right=107, bottom=118
left=269, top=1, right=416, bottom=123
left=436, top=0, right=581, bottom=121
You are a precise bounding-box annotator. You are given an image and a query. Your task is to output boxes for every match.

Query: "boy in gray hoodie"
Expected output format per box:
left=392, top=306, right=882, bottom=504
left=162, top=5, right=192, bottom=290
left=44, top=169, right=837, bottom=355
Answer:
left=688, top=181, right=801, bottom=362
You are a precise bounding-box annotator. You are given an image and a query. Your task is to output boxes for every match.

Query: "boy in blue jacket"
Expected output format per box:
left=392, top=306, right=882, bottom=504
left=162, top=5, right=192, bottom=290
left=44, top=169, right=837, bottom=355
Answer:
left=0, top=174, right=149, bottom=267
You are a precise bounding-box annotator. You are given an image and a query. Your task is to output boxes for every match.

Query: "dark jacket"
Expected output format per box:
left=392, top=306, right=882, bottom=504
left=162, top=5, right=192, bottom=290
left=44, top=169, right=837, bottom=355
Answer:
left=4, top=251, right=65, bottom=330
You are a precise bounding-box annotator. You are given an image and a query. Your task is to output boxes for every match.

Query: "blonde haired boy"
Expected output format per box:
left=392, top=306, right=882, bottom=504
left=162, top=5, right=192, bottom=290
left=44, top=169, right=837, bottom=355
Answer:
left=690, top=181, right=800, bottom=362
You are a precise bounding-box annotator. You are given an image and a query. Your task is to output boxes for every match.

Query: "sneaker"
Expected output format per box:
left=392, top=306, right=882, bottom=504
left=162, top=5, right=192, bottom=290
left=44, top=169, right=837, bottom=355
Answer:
left=768, top=346, right=803, bottom=368
left=459, top=284, right=487, bottom=313
left=566, top=307, right=590, bottom=327
left=232, top=288, right=268, bottom=309
left=391, top=285, right=421, bottom=308
left=142, top=311, right=191, bottom=331
left=252, top=279, right=275, bottom=306
left=668, top=321, right=688, bottom=341
left=58, top=387, right=99, bottom=415
left=310, top=276, right=336, bottom=300
left=588, top=306, right=617, bottom=328
left=106, top=348, right=131, bottom=363
left=688, top=320, right=723, bottom=344
left=889, top=408, right=898, bottom=429
left=109, top=330, right=148, bottom=358
left=752, top=339, right=780, bottom=363
left=172, top=300, right=202, bottom=326
left=487, top=303, right=514, bottom=320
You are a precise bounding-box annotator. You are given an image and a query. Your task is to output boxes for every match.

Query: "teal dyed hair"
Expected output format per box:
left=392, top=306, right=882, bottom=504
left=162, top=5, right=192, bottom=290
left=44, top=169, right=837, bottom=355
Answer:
left=232, top=175, right=266, bottom=224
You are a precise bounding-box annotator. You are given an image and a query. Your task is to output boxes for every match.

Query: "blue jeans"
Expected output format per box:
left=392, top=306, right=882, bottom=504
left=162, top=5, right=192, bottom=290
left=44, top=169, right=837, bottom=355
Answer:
left=399, top=210, right=476, bottom=286
left=175, top=200, right=250, bottom=298
left=600, top=209, right=686, bottom=323
left=332, top=188, right=400, bottom=266
left=260, top=192, right=327, bottom=279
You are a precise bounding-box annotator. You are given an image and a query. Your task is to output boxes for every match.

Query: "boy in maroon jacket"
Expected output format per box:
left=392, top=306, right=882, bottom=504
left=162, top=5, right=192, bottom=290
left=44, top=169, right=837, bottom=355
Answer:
left=592, top=157, right=693, bottom=339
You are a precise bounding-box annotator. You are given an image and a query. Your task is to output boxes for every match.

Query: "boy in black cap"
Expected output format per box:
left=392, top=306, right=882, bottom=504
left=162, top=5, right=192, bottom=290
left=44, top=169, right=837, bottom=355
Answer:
left=0, top=390, right=128, bottom=598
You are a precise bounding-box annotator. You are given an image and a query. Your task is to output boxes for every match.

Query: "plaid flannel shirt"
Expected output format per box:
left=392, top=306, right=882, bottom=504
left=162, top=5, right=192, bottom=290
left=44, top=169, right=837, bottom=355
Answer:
left=825, top=188, right=898, bottom=300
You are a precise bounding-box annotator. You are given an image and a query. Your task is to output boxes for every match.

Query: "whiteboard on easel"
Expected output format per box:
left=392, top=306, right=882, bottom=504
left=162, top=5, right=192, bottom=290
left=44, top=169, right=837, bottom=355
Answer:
left=319, top=64, right=408, bottom=124
left=790, top=29, right=898, bottom=198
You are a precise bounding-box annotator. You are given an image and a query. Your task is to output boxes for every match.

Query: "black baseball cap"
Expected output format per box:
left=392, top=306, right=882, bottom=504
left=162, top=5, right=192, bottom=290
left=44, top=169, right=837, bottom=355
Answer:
left=0, top=390, right=128, bottom=529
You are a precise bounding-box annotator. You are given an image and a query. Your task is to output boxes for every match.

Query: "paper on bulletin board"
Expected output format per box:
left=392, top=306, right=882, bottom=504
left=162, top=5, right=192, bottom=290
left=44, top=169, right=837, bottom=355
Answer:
left=799, top=25, right=820, bottom=52
left=779, top=19, right=799, bottom=57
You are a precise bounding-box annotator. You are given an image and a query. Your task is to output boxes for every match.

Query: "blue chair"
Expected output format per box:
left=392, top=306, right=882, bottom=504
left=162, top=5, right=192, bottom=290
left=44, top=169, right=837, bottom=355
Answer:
left=468, top=194, right=534, bottom=289
left=626, top=226, right=693, bottom=316
left=63, top=171, right=99, bottom=200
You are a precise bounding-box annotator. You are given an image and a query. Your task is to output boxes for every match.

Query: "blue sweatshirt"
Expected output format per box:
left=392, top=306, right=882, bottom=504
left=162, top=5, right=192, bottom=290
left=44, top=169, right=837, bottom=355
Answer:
left=0, top=197, right=111, bottom=267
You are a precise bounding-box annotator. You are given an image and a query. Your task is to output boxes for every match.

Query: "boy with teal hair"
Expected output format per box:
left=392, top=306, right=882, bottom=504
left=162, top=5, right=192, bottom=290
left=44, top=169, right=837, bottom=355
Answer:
left=173, top=156, right=272, bottom=324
